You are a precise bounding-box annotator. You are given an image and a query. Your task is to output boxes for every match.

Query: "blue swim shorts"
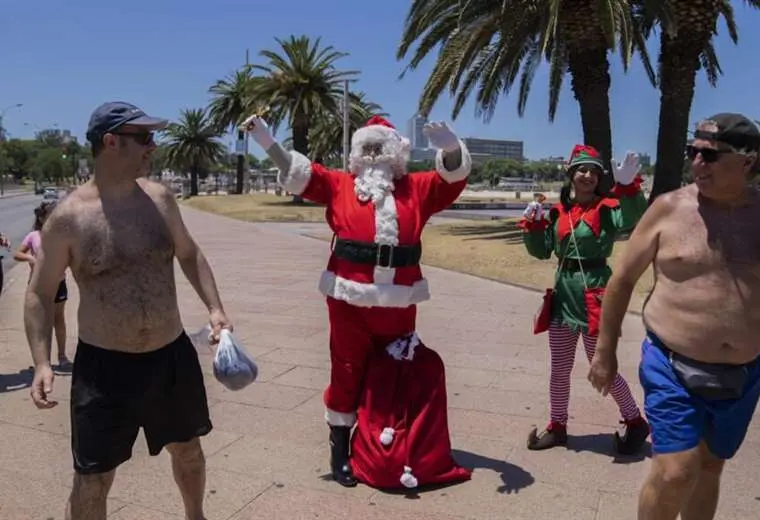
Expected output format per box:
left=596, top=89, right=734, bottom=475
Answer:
left=639, top=332, right=760, bottom=459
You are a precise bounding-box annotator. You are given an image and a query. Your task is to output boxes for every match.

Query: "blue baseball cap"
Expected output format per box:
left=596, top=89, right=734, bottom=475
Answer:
left=86, top=101, right=168, bottom=142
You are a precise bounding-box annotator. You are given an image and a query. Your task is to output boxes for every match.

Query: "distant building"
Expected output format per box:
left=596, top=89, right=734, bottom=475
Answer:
left=462, top=137, right=524, bottom=163
left=410, top=148, right=436, bottom=162
left=406, top=113, right=429, bottom=149
left=540, top=155, right=566, bottom=164
left=639, top=153, right=652, bottom=167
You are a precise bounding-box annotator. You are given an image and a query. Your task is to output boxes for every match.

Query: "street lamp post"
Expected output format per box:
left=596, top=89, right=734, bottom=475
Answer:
left=0, top=103, right=23, bottom=196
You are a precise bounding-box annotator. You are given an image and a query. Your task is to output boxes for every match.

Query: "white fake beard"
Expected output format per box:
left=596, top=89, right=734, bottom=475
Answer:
left=353, top=159, right=398, bottom=203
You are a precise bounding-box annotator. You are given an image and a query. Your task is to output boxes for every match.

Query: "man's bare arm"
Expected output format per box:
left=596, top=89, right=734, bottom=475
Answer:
left=597, top=194, right=673, bottom=353
left=160, top=186, right=224, bottom=313
left=24, top=209, right=72, bottom=367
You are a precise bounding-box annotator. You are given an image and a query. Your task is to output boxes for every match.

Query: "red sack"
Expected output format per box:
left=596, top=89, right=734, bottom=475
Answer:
left=533, top=288, right=554, bottom=334
left=350, top=333, right=472, bottom=490
left=584, top=287, right=605, bottom=336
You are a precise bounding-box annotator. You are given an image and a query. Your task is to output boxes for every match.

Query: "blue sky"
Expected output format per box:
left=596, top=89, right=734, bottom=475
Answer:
left=1, top=0, right=758, bottom=161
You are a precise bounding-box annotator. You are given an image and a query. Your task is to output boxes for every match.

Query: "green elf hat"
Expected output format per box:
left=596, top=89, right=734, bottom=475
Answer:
left=566, top=144, right=605, bottom=172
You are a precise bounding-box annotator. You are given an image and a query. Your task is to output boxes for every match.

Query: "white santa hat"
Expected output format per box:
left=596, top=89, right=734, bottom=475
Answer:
left=351, top=115, right=411, bottom=158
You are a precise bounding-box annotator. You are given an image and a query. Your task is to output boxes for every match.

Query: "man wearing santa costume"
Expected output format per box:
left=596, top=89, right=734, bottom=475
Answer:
left=241, top=113, right=471, bottom=487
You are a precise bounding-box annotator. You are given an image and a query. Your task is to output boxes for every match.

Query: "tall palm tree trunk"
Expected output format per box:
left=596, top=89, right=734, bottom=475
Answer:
left=568, top=46, right=614, bottom=191
left=649, top=35, right=704, bottom=202
left=291, top=120, right=309, bottom=204
left=190, top=168, right=199, bottom=197
left=235, top=129, right=245, bottom=195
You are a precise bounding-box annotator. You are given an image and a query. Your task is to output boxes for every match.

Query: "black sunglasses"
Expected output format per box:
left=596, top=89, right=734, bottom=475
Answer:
left=686, top=145, right=729, bottom=164
left=112, top=131, right=155, bottom=146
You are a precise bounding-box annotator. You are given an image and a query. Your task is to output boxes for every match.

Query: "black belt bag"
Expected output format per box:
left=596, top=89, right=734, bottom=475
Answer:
left=332, top=238, right=422, bottom=268
left=650, top=334, right=753, bottom=401
left=558, top=257, right=607, bottom=271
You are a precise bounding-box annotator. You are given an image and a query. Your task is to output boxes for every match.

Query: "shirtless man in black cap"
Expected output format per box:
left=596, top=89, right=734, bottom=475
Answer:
left=24, top=101, right=230, bottom=520
left=589, top=112, right=760, bottom=520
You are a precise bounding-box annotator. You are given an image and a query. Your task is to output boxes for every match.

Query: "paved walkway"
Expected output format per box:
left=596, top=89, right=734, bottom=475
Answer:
left=0, top=207, right=758, bottom=519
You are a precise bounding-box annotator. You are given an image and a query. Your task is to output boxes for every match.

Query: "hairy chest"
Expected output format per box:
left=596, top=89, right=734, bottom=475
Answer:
left=73, top=203, right=174, bottom=278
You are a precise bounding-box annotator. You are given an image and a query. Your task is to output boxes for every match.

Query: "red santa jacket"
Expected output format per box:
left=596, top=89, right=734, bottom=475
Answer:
left=281, top=149, right=471, bottom=308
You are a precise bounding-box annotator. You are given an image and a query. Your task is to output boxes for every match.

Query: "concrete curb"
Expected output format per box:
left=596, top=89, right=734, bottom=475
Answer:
left=0, top=191, right=34, bottom=200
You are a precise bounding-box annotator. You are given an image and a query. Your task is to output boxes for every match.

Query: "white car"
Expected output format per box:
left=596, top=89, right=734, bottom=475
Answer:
left=43, top=188, right=59, bottom=200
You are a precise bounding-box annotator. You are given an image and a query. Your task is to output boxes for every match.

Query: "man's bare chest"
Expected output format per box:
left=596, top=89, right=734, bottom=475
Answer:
left=74, top=207, right=174, bottom=277
left=657, top=205, right=760, bottom=279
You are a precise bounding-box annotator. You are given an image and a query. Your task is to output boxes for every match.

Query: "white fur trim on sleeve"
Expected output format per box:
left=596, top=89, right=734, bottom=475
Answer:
left=277, top=150, right=312, bottom=195
left=324, top=408, right=356, bottom=427
left=435, top=139, right=472, bottom=183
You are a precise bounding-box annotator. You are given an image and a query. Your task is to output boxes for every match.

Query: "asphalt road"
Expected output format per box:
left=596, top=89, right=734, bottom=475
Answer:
left=0, top=193, right=42, bottom=293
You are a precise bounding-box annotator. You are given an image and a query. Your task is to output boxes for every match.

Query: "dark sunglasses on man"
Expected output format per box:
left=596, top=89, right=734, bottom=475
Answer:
left=686, top=145, right=729, bottom=164
left=111, top=131, right=155, bottom=146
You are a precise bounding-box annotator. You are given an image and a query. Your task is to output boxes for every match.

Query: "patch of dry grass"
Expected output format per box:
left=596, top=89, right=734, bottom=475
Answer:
left=419, top=219, right=653, bottom=312
left=183, top=193, right=327, bottom=223
left=457, top=196, right=559, bottom=204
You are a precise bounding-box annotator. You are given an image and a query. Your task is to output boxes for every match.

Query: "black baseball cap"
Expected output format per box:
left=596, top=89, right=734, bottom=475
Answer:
left=694, top=113, right=760, bottom=151
left=86, top=101, right=168, bottom=142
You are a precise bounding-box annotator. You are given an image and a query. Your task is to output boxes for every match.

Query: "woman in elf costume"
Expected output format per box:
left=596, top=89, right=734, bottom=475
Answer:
left=520, top=144, right=650, bottom=454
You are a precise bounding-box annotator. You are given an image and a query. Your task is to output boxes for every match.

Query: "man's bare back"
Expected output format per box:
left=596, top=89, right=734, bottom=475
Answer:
left=58, top=178, right=183, bottom=352
left=643, top=184, right=760, bottom=364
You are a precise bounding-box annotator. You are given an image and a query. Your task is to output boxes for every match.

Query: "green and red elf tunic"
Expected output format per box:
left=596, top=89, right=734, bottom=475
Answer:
left=519, top=147, right=648, bottom=333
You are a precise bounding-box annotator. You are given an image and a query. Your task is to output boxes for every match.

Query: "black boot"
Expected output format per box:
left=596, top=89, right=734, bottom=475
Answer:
left=329, top=426, right=357, bottom=487
left=614, top=416, right=650, bottom=455
left=527, top=421, right=568, bottom=451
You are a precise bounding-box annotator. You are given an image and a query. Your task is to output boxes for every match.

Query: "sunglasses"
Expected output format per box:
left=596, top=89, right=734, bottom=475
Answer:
left=685, top=145, right=729, bottom=164
left=112, top=131, right=155, bottom=146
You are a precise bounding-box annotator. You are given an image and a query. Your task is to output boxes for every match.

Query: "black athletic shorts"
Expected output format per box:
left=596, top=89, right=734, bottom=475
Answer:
left=70, top=331, right=212, bottom=475
left=54, top=280, right=68, bottom=303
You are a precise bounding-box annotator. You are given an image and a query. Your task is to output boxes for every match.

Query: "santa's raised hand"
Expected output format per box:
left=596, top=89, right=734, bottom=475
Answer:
left=423, top=121, right=461, bottom=153
left=612, top=151, right=640, bottom=186
left=240, top=115, right=276, bottom=151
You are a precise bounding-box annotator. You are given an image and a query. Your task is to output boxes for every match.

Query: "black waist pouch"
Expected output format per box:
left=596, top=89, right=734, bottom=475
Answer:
left=670, top=352, right=748, bottom=400
left=649, top=333, right=752, bottom=400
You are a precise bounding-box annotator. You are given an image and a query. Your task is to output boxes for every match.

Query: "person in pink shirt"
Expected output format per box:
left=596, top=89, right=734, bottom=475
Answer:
left=14, top=201, right=71, bottom=369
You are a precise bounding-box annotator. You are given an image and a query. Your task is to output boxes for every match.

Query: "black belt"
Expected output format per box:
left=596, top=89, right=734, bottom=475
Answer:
left=559, top=257, right=607, bottom=271
left=332, top=238, right=422, bottom=268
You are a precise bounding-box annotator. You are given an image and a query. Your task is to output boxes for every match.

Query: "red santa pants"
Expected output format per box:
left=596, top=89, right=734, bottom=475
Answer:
left=323, top=296, right=417, bottom=426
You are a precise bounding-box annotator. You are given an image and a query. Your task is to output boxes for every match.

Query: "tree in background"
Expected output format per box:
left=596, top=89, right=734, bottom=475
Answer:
left=0, top=128, right=94, bottom=187
left=208, top=67, right=259, bottom=194
left=635, top=0, right=760, bottom=200
left=163, top=108, right=226, bottom=197
left=246, top=35, right=358, bottom=202
left=283, top=91, right=386, bottom=166
left=397, top=0, right=654, bottom=186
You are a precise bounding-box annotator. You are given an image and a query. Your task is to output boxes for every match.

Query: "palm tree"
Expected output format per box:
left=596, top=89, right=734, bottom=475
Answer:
left=248, top=35, right=358, bottom=164
left=285, top=91, right=386, bottom=166
left=163, top=108, right=226, bottom=197
left=398, top=0, right=654, bottom=181
left=208, top=67, right=259, bottom=195
left=638, top=0, right=760, bottom=200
